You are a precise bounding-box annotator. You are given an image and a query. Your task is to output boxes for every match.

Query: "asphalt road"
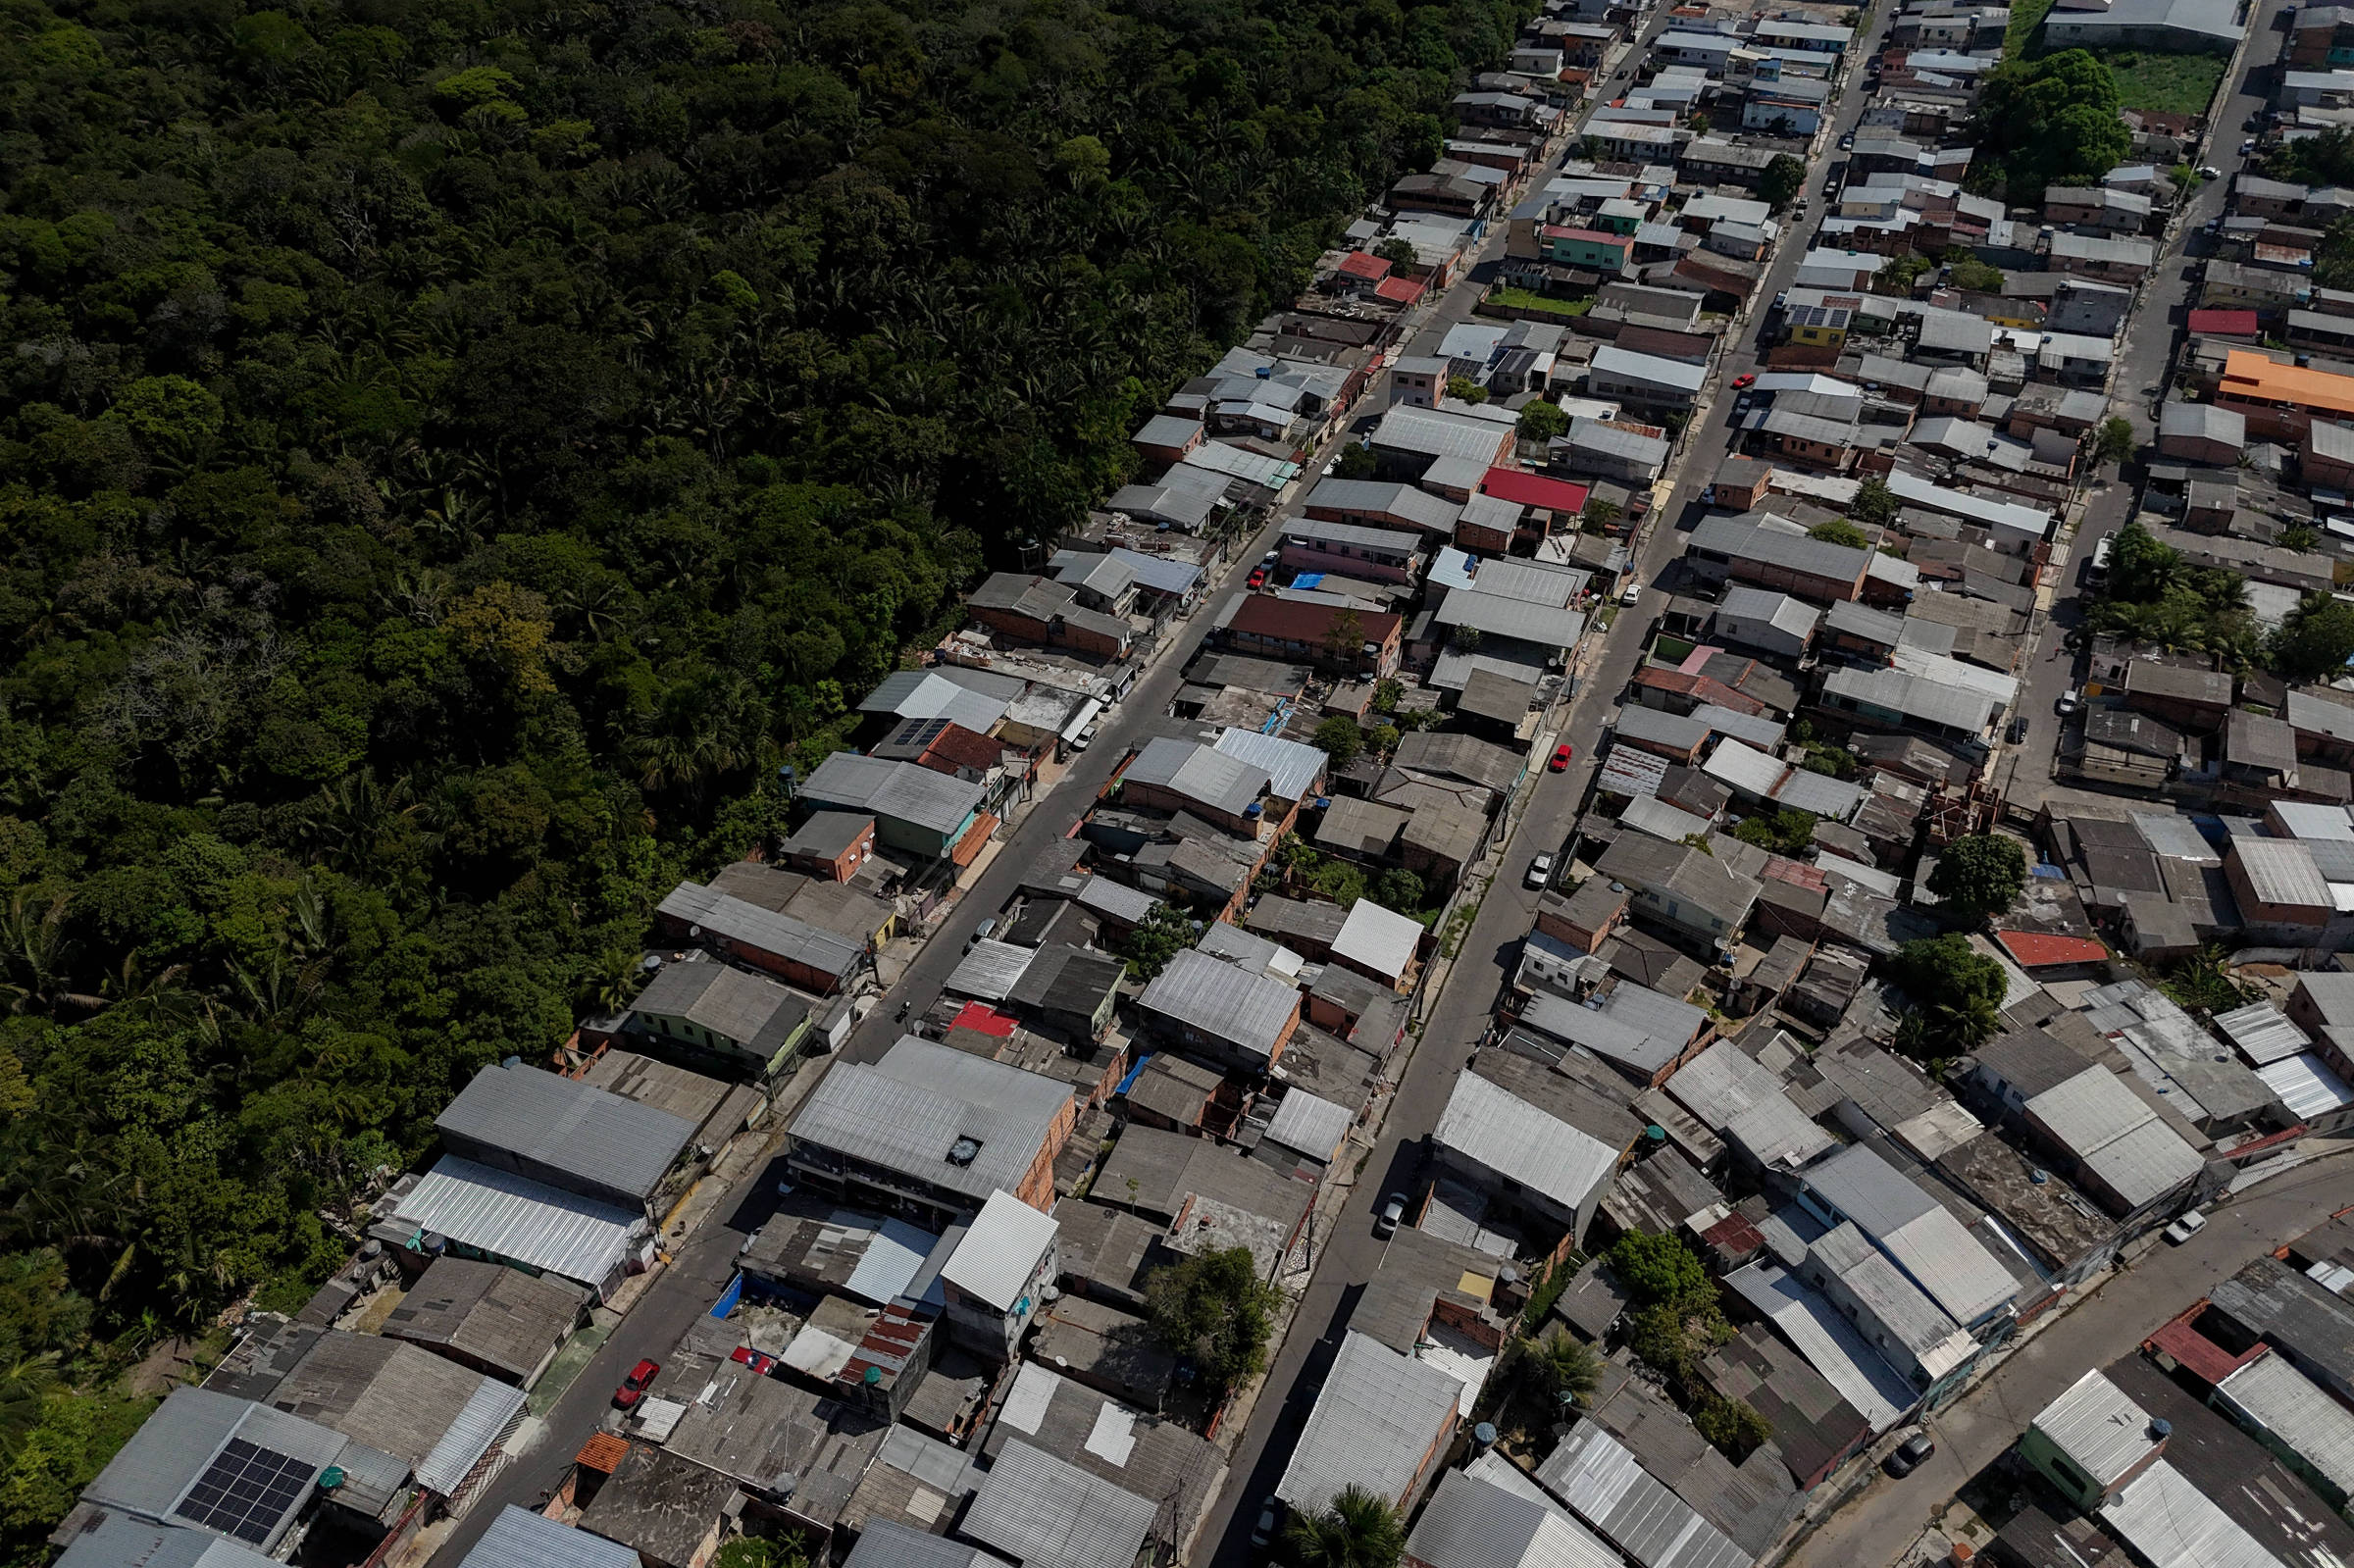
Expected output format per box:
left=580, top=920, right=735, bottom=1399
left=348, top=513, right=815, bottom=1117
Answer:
left=1783, top=1142, right=2354, bottom=1568
left=2005, top=0, right=2288, bottom=789
left=1190, top=25, right=1898, bottom=1567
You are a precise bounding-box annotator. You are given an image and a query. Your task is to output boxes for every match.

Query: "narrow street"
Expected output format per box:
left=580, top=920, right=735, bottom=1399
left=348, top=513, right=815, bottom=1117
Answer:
left=2005, top=0, right=2288, bottom=787
left=1192, top=21, right=1900, bottom=1565
left=1782, top=1143, right=2354, bottom=1567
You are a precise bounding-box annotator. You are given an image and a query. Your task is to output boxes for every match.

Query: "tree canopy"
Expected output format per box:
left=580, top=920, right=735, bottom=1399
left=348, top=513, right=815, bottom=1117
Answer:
left=1143, top=1245, right=1282, bottom=1396
left=1971, top=50, right=2130, bottom=195
left=1885, top=934, right=2008, bottom=1057
left=2272, top=592, right=2354, bottom=683
left=1926, top=834, right=2027, bottom=925
left=0, top=0, right=1541, bottom=1543
left=1761, top=155, right=1808, bottom=211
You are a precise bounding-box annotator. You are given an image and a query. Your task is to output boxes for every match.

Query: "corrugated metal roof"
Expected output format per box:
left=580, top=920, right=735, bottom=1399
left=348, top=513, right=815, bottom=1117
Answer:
left=1075, top=877, right=1159, bottom=925
left=941, top=1190, right=1057, bottom=1311
left=1407, top=1468, right=1624, bottom=1568
left=2099, top=1460, right=2285, bottom=1568
left=1798, top=1143, right=2016, bottom=1324
left=1620, top=796, right=1714, bottom=845
left=1277, top=1331, right=1464, bottom=1511
left=1665, top=1042, right=1786, bottom=1132
left=1724, top=1092, right=1836, bottom=1171
left=2260, top=1051, right=2354, bottom=1120
left=463, top=1507, right=638, bottom=1568
left=1619, top=706, right=1712, bottom=753
left=1263, top=1089, right=1354, bottom=1162
left=860, top=671, right=1014, bottom=733
left=1125, top=737, right=1268, bottom=819
left=416, top=1378, right=527, bottom=1495
left=1722, top=1263, right=1915, bottom=1432
left=803, top=751, right=987, bottom=837
left=392, top=1156, right=641, bottom=1290
left=946, top=939, right=1036, bottom=1003
left=2234, top=837, right=2332, bottom=908
left=1536, top=1424, right=1753, bottom=1568
left=2022, top=1066, right=2202, bottom=1209
left=435, top=1065, right=695, bottom=1206
left=1334, top=899, right=1422, bottom=981
left=1214, top=729, right=1327, bottom=803
left=2031, top=1370, right=2162, bottom=1485
left=1819, top=665, right=1997, bottom=733
left=2215, top=1350, right=2354, bottom=1503
left=961, top=1440, right=1158, bottom=1568
left=54, top=1512, right=281, bottom=1568
left=1138, top=948, right=1299, bottom=1059
left=788, top=1038, right=1072, bottom=1204
left=1433, top=1069, right=1619, bottom=1211
left=655, top=884, right=863, bottom=979
left=844, top=1522, right=1007, bottom=1568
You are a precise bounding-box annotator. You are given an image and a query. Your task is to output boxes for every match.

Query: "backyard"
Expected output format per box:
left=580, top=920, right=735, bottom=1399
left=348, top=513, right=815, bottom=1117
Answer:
left=2094, top=48, right=2230, bottom=115
left=1486, top=286, right=1594, bottom=318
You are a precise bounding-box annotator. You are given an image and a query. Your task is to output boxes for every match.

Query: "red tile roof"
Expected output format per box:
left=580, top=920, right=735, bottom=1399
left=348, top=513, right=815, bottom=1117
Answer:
left=917, top=722, right=1004, bottom=775
left=1337, top=251, right=1392, bottom=279
left=948, top=811, right=1000, bottom=867
left=1228, top=595, right=1404, bottom=646
left=951, top=1002, right=1017, bottom=1037
left=2145, top=1307, right=2265, bottom=1388
left=576, top=1433, right=630, bottom=1473
left=1374, top=276, right=1426, bottom=305
left=1479, top=467, right=1592, bottom=515
left=2188, top=308, right=2259, bottom=337
left=1992, top=931, right=2110, bottom=968
left=1630, top=665, right=1767, bottom=716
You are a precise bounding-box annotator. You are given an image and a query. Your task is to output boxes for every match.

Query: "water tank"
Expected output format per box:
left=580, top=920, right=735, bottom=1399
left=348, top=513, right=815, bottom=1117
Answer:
left=2149, top=1418, right=2173, bottom=1440
left=1471, top=1422, right=1499, bottom=1452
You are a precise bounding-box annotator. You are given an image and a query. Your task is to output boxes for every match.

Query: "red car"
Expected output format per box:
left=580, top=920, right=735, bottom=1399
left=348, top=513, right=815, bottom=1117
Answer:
left=730, top=1346, right=780, bottom=1376
left=1732, top=373, right=1756, bottom=389
left=1549, top=743, right=1574, bottom=773
left=614, top=1358, right=661, bottom=1408
left=1248, top=569, right=1266, bottom=590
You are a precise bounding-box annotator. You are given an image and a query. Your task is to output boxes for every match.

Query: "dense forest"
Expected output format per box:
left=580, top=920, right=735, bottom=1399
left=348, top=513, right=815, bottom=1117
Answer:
left=0, top=0, right=1533, bottom=1546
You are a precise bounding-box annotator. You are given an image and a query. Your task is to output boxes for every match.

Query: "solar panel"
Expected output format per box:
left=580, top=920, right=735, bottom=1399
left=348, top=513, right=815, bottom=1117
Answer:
left=174, top=1437, right=315, bottom=1544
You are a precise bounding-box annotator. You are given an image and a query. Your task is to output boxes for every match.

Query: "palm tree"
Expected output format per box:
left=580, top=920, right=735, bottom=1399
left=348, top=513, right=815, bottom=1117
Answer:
left=1515, top=1328, right=1603, bottom=1413
left=1279, top=1485, right=1406, bottom=1568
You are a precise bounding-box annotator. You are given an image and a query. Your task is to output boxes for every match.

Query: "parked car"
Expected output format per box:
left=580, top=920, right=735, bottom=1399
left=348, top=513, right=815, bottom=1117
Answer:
left=1732, top=373, right=1756, bottom=389
left=1883, top=1432, right=1935, bottom=1478
left=1248, top=568, right=1266, bottom=589
left=2246, top=115, right=2261, bottom=131
left=2165, top=1209, right=2209, bottom=1244
left=1073, top=722, right=1099, bottom=752
left=1250, top=1501, right=1280, bottom=1552
left=1261, top=548, right=1280, bottom=566
left=1527, top=851, right=1556, bottom=889
left=1620, top=579, right=1642, bottom=606
left=1549, top=742, right=1574, bottom=773
left=730, top=1346, right=780, bottom=1375
left=2242, top=138, right=2257, bottom=155
left=2198, top=165, right=2222, bottom=179
left=2056, top=687, right=2082, bottom=717
left=1838, top=130, right=1854, bottom=150
left=614, top=1358, right=661, bottom=1408
left=1375, top=1193, right=1407, bottom=1236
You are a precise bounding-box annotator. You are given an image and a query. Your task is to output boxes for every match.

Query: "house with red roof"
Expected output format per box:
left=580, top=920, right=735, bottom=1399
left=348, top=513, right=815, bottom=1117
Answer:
left=1992, top=930, right=2111, bottom=978
left=2188, top=307, right=2260, bottom=339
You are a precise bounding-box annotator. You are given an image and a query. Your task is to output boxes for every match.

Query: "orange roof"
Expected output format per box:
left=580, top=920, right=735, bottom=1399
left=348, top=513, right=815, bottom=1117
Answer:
left=949, top=811, right=1000, bottom=867
left=2220, top=350, right=2354, bottom=416
left=576, top=1433, right=630, bottom=1473
left=2145, top=1307, right=2265, bottom=1388
left=1991, top=931, right=2110, bottom=968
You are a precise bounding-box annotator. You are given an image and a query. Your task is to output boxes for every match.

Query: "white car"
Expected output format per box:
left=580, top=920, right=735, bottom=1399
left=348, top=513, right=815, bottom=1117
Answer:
left=1620, top=579, right=1643, bottom=606
left=2164, top=1210, right=2208, bottom=1244
left=2241, top=138, right=2257, bottom=155
left=2056, top=687, right=2082, bottom=717
left=1526, top=852, right=1556, bottom=889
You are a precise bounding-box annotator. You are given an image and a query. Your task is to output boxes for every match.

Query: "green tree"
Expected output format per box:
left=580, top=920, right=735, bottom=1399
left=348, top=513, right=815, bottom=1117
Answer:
left=1761, top=154, right=1808, bottom=211
left=1732, top=808, right=1818, bottom=855
left=1944, top=250, right=2005, bottom=292
left=1375, top=239, right=1419, bottom=273
left=1809, top=519, right=1869, bottom=548
left=1313, top=717, right=1364, bottom=767
left=713, top=1536, right=812, bottom=1568
left=1851, top=477, right=1897, bottom=525
left=1694, top=1394, right=1774, bottom=1461
left=2272, top=591, right=2354, bottom=681
left=1447, top=376, right=1490, bottom=405
left=1971, top=50, right=2130, bottom=195
left=1143, top=1246, right=1282, bottom=1396
left=1279, top=1485, right=1406, bottom=1568
left=1372, top=679, right=1404, bottom=713
left=1886, top=934, right=2009, bottom=1056
left=1497, top=1327, right=1602, bottom=1420
left=1369, top=869, right=1424, bottom=914
left=1335, top=444, right=1379, bottom=480
left=1609, top=1231, right=1712, bottom=1308
left=1927, top=834, right=2028, bottom=924
left=1114, top=903, right=1193, bottom=981
left=1323, top=608, right=1366, bottom=672
left=2093, top=417, right=2137, bottom=467
left=1518, top=401, right=1570, bottom=443
left=1582, top=496, right=1622, bottom=531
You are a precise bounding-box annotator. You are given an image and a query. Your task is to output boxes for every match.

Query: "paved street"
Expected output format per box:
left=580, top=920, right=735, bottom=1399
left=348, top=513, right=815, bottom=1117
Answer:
left=1192, top=25, right=1900, bottom=1568
left=1783, top=1142, right=2354, bottom=1567
left=2005, top=1, right=2287, bottom=788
